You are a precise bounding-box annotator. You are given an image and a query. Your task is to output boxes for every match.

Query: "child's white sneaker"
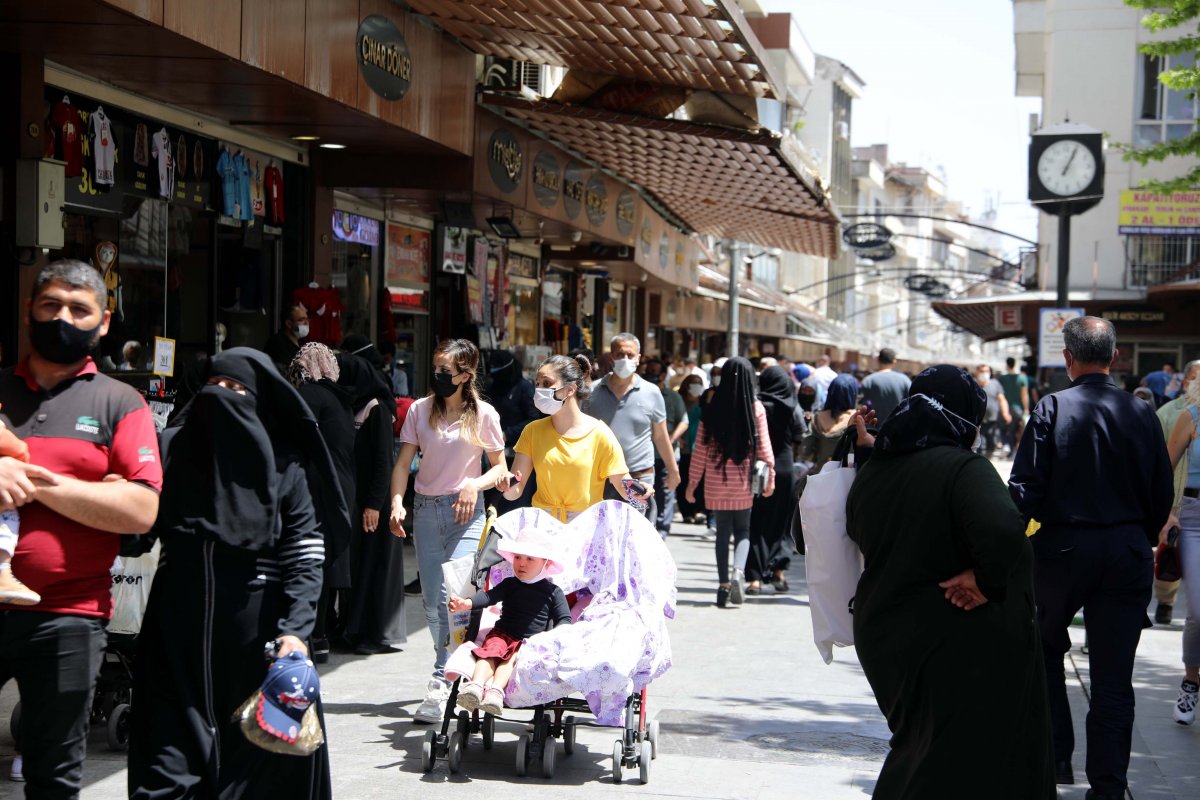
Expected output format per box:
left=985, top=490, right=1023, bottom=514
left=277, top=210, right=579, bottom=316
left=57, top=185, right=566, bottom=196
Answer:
left=456, top=681, right=484, bottom=713
left=479, top=686, right=505, bottom=717
left=0, top=569, right=39, bottom=606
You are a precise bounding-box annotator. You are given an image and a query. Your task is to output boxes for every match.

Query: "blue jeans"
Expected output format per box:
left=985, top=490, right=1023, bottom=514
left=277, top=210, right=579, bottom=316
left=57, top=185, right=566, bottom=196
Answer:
left=413, top=491, right=485, bottom=682
left=1179, top=495, right=1200, bottom=667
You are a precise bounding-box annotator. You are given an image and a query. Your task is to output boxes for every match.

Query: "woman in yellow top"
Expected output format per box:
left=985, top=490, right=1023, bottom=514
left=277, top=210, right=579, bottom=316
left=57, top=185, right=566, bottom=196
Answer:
left=499, top=354, right=651, bottom=521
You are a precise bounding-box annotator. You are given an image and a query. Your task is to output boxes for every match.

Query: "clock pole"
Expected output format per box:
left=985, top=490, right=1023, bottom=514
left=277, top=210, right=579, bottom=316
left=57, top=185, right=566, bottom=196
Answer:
left=1057, top=208, right=1071, bottom=308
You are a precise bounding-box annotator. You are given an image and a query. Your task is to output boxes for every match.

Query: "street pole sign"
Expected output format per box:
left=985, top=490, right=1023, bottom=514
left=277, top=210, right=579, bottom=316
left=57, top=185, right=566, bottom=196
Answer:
left=1037, top=307, right=1085, bottom=368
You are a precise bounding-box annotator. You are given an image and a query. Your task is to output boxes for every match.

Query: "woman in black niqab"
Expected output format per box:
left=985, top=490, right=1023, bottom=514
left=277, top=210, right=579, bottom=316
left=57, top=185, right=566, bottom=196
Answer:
left=844, top=364, right=1054, bottom=799
left=130, top=348, right=340, bottom=799
left=699, top=356, right=759, bottom=471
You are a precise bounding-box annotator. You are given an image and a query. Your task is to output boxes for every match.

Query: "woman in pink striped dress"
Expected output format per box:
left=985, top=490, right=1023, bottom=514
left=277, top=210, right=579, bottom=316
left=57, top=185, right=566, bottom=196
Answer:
left=684, top=357, right=775, bottom=608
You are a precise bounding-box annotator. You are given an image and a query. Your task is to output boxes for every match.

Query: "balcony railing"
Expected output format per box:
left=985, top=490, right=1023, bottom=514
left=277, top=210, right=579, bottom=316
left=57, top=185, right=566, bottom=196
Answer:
left=1124, top=235, right=1200, bottom=288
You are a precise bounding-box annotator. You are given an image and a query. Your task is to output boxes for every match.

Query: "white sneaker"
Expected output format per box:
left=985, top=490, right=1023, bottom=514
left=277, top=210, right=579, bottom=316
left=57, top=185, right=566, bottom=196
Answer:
left=10, top=754, right=23, bottom=782
left=1174, top=680, right=1198, bottom=725
left=413, top=678, right=450, bottom=724
left=729, top=569, right=745, bottom=605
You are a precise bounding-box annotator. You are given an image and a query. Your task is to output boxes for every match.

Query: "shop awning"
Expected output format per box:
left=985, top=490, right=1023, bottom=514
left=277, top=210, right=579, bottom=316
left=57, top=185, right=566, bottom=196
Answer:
left=482, top=94, right=840, bottom=257
left=931, top=289, right=1146, bottom=342
left=401, top=0, right=783, bottom=99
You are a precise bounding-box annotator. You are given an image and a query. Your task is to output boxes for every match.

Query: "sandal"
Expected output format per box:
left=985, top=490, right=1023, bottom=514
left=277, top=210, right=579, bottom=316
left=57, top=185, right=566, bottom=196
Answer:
left=772, top=576, right=790, bottom=593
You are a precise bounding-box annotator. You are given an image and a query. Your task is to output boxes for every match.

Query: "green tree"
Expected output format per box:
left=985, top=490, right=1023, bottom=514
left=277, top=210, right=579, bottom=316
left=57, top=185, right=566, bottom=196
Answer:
left=1122, top=0, right=1200, bottom=191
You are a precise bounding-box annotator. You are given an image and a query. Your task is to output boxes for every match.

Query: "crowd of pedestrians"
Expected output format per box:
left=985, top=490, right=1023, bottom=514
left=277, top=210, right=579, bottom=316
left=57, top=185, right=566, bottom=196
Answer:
left=1, top=262, right=1198, bottom=800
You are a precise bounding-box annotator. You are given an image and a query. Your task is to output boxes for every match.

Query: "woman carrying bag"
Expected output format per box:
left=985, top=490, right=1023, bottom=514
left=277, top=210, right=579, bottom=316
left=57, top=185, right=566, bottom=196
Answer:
left=1164, top=376, right=1200, bottom=724
left=684, top=357, right=775, bottom=608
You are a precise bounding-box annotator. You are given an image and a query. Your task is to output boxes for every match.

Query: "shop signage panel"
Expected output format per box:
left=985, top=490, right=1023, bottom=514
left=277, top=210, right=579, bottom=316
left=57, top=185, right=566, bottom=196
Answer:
left=441, top=225, right=468, bottom=273
left=386, top=223, right=431, bottom=285
left=616, top=190, right=636, bottom=237
left=563, top=160, right=588, bottom=221
left=486, top=128, right=523, bottom=195
left=994, top=306, right=1022, bottom=333
left=584, top=174, right=608, bottom=227
left=357, top=15, right=413, bottom=101
left=46, top=89, right=217, bottom=215
left=1038, top=307, right=1085, bottom=368
left=1099, top=304, right=1167, bottom=325
left=1118, top=190, right=1200, bottom=235
left=332, top=210, right=381, bottom=245
left=474, top=116, right=529, bottom=203
left=389, top=286, right=429, bottom=313
left=531, top=149, right=562, bottom=208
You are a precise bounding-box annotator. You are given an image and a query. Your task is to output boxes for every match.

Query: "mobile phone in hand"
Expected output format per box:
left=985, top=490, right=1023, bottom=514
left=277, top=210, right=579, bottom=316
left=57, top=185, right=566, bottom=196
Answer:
left=623, top=478, right=648, bottom=511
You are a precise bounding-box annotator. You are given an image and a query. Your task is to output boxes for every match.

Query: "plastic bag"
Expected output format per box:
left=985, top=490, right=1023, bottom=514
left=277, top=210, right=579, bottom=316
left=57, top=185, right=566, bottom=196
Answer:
left=442, top=554, right=477, bottom=653
left=109, top=541, right=160, bottom=635
left=800, top=456, right=862, bottom=664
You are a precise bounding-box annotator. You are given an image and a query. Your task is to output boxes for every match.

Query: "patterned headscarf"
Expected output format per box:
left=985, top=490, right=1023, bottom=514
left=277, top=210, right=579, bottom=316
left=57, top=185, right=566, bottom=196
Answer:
left=288, top=342, right=340, bottom=388
left=874, top=364, right=986, bottom=454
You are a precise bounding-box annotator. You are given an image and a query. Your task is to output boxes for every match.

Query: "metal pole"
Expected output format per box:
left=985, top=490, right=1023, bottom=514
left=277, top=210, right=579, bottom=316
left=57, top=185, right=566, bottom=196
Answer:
left=1057, top=208, right=1071, bottom=308
left=725, top=240, right=740, bottom=357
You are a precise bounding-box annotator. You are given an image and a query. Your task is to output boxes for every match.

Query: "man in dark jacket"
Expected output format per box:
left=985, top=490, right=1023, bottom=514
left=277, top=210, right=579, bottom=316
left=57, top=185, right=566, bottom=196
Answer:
left=1009, top=316, right=1174, bottom=800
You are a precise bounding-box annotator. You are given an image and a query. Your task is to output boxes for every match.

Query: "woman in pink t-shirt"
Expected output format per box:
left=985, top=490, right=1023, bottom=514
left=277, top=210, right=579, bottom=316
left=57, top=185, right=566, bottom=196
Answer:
left=388, top=339, right=507, bottom=723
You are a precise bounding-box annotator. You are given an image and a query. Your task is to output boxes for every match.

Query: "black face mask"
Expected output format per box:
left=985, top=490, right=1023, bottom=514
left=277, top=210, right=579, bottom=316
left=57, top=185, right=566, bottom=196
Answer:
left=29, top=318, right=101, bottom=365
left=432, top=371, right=460, bottom=398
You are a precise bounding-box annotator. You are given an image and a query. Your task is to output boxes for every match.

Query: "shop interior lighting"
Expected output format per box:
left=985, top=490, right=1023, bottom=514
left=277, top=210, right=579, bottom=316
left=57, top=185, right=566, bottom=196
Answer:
left=318, top=142, right=346, bottom=150
left=486, top=216, right=522, bottom=238
left=291, top=135, right=321, bottom=141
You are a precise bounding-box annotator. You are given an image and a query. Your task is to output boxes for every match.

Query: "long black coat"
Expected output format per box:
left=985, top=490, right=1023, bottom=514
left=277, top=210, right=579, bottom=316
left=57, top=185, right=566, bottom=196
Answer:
left=298, top=379, right=357, bottom=589
left=846, top=446, right=1054, bottom=800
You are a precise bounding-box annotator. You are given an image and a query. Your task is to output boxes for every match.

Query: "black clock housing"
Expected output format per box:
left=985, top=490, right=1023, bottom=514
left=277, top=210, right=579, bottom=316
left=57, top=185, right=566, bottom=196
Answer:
left=1028, top=131, right=1104, bottom=214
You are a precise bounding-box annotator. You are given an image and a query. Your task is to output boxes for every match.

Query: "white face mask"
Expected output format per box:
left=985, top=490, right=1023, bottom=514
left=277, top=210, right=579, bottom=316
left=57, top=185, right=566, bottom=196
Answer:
left=711, top=376, right=721, bottom=387
left=613, top=358, right=638, bottom=379
left=688, top=383, right=704, bottom=398
left=295, top=323, right=310, bottom=339
left=534, top=386, right=566, bottom=416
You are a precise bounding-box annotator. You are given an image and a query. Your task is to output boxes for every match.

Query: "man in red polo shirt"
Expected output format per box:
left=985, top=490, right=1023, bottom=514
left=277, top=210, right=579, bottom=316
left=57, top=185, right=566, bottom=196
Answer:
left=0, top=260, right=162, bottom=798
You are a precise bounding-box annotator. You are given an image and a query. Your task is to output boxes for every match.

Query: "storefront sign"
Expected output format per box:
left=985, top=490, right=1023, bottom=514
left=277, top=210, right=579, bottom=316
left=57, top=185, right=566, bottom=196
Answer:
left=357, top=15, right=413, bottom=101
left=389, top=287, right=429, bottom=313
left=1099, top=305, right=1167, bottom=325
left=441, top=226, right=467, bottom=273
left=994, top=306, right=1022, bottom=333
left=508, top=254, right=537, bottom=279
left=1118, top=189, right=1200, bottom=235
left=584, top=174, right=608, bottom=226
left=487, top=128, right=523, bottom=194
left=616, top=190, right=636, bottom=236
left=531, top=150, right=561, bottom=208
left=1038, top=307, right=1085, bottom=368
left=332, top=210, right=380, bottom=245
left=152, top=336, right=176, bottom=377
left=563, top=161, right=587, bottom=220
left=386, top=223, right=430, bottom=285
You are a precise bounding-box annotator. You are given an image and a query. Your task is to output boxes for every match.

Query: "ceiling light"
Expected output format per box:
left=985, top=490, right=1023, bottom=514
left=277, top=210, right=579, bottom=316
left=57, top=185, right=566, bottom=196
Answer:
left=291, top=135, right=320, bottom=142
left=319, top=142, right=346, bottom=150
left=486, top=216, right=521, bottom=238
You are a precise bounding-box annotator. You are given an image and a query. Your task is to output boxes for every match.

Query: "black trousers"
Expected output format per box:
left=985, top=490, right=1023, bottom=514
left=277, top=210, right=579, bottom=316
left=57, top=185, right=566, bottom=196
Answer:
left=1032, top=526, right=1153, bottom=796
left=0, top=611, right=106, bottom=800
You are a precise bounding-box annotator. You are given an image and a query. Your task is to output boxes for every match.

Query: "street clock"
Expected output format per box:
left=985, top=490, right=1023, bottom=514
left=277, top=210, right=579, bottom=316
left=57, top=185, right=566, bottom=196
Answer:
left=1028, top=123, right=1104, bottom=214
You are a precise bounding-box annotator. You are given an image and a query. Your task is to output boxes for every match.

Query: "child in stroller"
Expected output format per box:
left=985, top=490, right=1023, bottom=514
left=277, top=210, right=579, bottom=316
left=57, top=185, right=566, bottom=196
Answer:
left=448, top=527, right=571, bottom=717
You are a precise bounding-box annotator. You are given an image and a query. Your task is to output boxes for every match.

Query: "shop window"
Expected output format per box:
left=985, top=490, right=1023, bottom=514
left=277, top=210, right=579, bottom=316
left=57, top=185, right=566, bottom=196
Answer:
left=1136, top=52, right=1198, bottom=146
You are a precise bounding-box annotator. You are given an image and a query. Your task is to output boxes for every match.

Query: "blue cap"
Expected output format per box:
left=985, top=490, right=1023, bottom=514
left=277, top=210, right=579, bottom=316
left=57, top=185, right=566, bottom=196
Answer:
left=255, top=651, right=320, bottom=744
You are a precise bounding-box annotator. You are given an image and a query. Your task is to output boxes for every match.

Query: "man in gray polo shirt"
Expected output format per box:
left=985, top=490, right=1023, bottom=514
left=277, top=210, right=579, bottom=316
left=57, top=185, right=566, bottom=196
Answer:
left=587, top=332, right=681, bottom=522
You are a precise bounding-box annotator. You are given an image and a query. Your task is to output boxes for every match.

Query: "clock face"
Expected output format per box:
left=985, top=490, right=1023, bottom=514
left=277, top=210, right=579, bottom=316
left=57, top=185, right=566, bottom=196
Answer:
left=1036, top=139, right=1097, bottom=197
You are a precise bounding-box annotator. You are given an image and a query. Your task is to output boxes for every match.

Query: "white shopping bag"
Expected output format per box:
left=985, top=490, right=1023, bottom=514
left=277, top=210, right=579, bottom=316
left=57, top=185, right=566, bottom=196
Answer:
left=800, top=457, right=863, bottom=664
left=442, top=554, right=477, bottom=653
left=109, top=541, right=160, bottom=635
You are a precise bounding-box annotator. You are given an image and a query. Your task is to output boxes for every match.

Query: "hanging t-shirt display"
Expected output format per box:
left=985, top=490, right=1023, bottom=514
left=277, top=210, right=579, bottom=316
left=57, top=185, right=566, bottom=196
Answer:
left=151, top=128, right=174, bottom=199
left=88, top=106, right=116, bottom=186
left=49, top=98, right=84, bottom=178
left=216, top=147, right=238, bottom=217
left=250, top=159, right=265, bottom=217
left=175, top=134, right=187, bottom=180
left=292, top=286, right=345, bottom=346
left=263, top=162, right=285, bottom=225
left=133, top=123, right=149, bottom=167
left=235, top=151, right=253, bottom=221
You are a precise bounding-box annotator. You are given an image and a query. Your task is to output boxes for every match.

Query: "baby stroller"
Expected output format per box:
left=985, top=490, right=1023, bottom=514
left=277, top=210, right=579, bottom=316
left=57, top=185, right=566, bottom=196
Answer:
left=8, top=539, right=158, bottom=753
left=420, top=500, right=676, bottom=784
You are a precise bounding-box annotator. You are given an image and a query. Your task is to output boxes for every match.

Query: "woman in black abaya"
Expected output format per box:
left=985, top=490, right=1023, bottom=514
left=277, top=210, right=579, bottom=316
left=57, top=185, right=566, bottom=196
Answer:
left=337, top=347, right=402, bottom=654
left=747, top=366, right=807, bottom=593
left=129, top=348, right=346, bottom=799
left=846, top=365, right=1054, bottom=800
left=289, top=343, right=357, bottom=661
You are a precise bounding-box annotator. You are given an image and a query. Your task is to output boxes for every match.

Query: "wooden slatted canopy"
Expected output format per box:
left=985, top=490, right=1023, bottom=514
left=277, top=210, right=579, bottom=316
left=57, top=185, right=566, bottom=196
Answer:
left=401, top=0, right=783, bottom=99
left=482, top=94, right=840, bottom=257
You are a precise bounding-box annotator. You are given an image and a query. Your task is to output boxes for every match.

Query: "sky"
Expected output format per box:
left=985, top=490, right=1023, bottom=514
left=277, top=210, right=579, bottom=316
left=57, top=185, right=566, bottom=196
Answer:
left=758, top=0, right=1043, bottom=251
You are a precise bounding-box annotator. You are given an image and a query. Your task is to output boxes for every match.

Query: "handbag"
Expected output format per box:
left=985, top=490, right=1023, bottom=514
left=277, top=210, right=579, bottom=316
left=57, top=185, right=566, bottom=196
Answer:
left=750, top=459, right=770, bottom=496
left=1156, top=525, right=1183, bottom=582
left=799, top=429, right=862, bottom=664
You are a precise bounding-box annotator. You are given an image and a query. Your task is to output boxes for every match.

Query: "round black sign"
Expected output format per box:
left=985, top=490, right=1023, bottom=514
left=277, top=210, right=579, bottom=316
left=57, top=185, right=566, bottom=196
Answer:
left=616, top=190, right=635, bottom=236
left=357, top=15, right=412, bottom=101
left=857, top=242, right=896, bottom=262
left=585, top=175, right=608, bottom=226
left=531, top=150, right=561, bottom=208
left=843, top=222, right=893, bottom=250
left=487, top=129, right=523, bottom=194
left=563, top=161, right=586, bottom=220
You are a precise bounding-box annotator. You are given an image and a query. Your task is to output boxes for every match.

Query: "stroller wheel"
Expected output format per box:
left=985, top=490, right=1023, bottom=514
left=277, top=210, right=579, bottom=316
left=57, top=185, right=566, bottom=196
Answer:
left=107, top=704, right=131, bottom=752
left=541, top=735, right=556, bottom=779
left=515, top=734, right=530, bottom=777
left=456, top=710, right=471, bottom=750
left=482, top=713, right=495, bottom=750
left=563, top=715, right=576, bottom=755
left=646, top=719, right=660, bottom=759
left=611, top=739, right=624, bottom=784
left=447, top=732, right=463, bottom=774
left=420, top=730, right=436, bottom=773
left=638, top=740, right=652, bottom=784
